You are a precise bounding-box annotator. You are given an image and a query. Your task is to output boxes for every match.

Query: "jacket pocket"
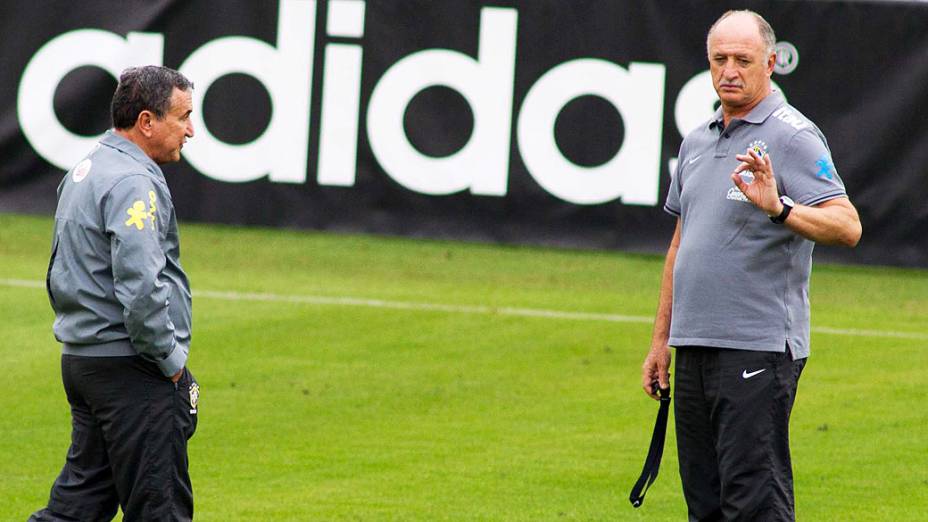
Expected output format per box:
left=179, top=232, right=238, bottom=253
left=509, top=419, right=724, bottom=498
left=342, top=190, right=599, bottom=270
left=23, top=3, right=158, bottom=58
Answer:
left=176, top=368, right=199, bottom=440
left=45, top=234, right=60, bottom=307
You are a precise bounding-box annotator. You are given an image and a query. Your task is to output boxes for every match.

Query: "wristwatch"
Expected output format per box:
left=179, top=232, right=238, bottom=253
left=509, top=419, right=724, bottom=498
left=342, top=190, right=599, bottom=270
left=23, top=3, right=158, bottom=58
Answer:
left=770, top=195, right=794, bottom=224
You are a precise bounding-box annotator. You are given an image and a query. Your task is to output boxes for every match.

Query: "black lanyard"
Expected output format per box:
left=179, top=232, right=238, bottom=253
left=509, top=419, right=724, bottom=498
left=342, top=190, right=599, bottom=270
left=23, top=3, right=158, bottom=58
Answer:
left=629, top=385, right=670, bottom=508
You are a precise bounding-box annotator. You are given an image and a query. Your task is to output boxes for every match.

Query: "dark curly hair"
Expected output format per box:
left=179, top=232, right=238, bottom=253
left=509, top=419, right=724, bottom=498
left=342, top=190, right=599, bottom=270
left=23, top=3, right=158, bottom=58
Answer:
left=111, top=65, right=193, bottom=130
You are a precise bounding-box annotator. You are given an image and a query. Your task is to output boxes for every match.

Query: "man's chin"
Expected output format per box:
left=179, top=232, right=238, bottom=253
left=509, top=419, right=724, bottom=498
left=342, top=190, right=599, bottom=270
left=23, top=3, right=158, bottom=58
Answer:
left=153, top=152, right=182, bottom=165
left=718, top=94, right=748, bottom=108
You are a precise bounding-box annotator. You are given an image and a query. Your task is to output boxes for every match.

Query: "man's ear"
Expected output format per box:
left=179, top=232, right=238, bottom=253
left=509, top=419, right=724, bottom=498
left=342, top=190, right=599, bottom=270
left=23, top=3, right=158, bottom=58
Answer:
left=137, top=110, right=155, bottom=138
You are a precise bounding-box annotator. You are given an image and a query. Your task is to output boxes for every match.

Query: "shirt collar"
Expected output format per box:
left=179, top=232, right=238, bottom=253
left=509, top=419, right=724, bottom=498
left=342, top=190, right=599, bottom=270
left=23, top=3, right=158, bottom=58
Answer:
left=708, top=90, right=787, bottom=130
left=99, top=130, right=164, bottom=178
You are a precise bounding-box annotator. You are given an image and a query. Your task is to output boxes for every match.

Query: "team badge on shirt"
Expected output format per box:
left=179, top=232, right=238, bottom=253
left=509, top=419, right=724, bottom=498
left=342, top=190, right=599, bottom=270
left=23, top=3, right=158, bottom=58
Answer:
left=72, top=159, right=92, bottom=183
left=189, top=382, right=199, bottom=414
left=124, top=191, right=158, bottom=231
left=748, top=139, right=768, bottom=158
left=71, top=145, right=101, bottom=183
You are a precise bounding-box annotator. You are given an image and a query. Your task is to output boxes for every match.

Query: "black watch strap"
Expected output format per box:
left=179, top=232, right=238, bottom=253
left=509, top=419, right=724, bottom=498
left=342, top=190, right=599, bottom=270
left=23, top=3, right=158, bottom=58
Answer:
left=770, top=197, right=793, bottom=224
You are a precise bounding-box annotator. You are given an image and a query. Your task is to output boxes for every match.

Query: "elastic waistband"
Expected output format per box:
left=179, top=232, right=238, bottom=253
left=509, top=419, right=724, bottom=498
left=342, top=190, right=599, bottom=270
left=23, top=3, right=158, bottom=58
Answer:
left=62, top=339, right=136, bottom=357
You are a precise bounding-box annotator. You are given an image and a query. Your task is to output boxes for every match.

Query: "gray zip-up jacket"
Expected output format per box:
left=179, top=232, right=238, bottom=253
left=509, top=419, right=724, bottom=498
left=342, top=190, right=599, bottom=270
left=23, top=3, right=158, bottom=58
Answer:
left=47, top=130, right=191, bottom=377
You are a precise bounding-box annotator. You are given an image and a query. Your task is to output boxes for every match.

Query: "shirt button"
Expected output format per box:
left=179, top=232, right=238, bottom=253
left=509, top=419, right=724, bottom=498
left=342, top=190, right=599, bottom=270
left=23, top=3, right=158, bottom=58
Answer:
left=723, top=134, right=730, bottom=139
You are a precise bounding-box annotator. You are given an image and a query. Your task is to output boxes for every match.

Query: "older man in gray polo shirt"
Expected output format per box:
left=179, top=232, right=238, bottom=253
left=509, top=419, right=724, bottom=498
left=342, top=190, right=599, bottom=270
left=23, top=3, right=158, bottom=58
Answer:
left=641, top=10, right=861, bottom=521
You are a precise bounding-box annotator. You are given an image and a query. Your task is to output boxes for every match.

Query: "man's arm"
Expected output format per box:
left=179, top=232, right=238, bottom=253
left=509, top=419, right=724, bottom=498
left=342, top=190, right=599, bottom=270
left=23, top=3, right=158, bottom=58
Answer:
left=104, top=176, right=186, bottom=378
left=771, top=196, right=860, bottom=247
left=642, top=219, right=680, bottom=400
left=731, top=149, right=862, bottom=247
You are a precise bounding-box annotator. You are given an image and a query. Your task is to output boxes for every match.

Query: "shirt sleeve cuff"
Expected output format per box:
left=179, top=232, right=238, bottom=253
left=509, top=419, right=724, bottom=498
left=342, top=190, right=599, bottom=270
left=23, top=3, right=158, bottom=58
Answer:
left=157, top=342, right=188, bottom=377
left=797, top=189, right=847, bottom=207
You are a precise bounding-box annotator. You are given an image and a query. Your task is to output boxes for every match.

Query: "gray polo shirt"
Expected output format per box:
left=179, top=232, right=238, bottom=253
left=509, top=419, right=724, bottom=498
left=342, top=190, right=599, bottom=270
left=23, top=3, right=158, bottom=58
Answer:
left=664, top=91, right=847, bottom=359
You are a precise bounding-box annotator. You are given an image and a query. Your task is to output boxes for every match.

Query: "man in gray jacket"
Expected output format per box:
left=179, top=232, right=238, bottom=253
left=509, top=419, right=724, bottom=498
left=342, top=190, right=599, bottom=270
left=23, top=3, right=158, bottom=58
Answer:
left=30, top=65, right=198, bottom=522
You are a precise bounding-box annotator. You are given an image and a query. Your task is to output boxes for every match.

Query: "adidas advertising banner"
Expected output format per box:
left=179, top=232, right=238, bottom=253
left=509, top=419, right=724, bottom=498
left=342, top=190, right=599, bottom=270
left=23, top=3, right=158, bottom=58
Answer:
left=1, top=1, right=926, bottom=266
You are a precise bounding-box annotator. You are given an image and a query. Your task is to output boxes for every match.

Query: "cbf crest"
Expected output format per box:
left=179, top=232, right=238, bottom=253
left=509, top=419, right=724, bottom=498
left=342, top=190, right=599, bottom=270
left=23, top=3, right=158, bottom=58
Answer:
left=738, top=139, right=769, bottom=185
left=748, top=139, right=768, bottom=158
left=188, top=382, right=199, bottom=414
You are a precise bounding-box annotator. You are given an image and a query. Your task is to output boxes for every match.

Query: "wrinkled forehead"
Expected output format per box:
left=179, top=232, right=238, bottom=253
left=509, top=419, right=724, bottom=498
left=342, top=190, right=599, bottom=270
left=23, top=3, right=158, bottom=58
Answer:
left=167, top=88, right=193, bottom=114
left=707, top=15, right=766, bottom=54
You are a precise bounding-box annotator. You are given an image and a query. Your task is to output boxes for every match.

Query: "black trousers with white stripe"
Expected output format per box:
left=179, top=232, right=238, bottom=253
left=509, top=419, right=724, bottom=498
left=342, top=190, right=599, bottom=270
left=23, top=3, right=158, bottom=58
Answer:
left=29, top=355, right=198, bottom=522
left=674, top=345, right=806, bottom=522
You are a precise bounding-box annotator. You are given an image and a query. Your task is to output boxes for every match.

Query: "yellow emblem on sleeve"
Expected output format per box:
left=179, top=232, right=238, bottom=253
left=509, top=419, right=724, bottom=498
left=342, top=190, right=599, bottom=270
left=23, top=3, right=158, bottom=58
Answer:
left=125, top=201, right=148, bottom=230
left=124, top=191, right=158, bottom=231
left=147, top=191, right=158, bottom=228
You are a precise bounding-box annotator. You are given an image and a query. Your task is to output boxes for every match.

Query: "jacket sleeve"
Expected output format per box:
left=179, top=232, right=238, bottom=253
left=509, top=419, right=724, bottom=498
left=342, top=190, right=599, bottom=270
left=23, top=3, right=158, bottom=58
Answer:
left=103, top=175, right=185, bottom=377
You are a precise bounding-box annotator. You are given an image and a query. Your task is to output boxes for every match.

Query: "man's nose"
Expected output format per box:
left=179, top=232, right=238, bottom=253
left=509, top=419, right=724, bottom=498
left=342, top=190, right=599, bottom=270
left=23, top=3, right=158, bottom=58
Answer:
left=186, top=120, right=195, bottom=138
left=721, top=61, right=739, bottom=78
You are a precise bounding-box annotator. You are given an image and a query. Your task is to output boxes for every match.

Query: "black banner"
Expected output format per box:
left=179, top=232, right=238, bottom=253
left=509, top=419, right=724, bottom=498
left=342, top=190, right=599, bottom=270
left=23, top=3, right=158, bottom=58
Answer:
left=2, top=1, right=927, bottom=266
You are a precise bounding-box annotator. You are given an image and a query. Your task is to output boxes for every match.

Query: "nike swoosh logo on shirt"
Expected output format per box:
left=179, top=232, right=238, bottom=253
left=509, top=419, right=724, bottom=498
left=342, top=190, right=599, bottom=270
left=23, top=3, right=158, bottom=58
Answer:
left=742, top=369, right=766, bottom=379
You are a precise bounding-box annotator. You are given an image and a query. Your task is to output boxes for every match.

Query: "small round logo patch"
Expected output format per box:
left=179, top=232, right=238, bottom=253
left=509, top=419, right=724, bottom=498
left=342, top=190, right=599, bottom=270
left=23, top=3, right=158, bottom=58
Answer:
left=774, top=41, right=799, bottom=75
left=72, top=158, right=92, bottom=183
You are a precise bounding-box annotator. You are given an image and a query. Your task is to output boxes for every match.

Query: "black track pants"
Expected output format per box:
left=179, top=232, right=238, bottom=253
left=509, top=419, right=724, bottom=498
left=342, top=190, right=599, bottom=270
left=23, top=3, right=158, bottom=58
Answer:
left=674, top=345, right=805, bottom=522
left=29, top=355, right=198, bottom=522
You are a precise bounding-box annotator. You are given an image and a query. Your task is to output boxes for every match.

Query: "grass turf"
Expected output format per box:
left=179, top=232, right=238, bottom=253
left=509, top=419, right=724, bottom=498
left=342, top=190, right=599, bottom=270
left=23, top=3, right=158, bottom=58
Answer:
left=1, top=212, right=926, bottom=520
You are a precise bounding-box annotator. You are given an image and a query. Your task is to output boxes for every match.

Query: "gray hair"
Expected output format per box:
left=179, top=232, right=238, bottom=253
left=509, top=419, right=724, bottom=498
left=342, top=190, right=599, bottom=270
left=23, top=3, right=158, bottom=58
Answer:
left=706, top=10, right=777, bottom=57
left=111, top=65, right=193, bottom=129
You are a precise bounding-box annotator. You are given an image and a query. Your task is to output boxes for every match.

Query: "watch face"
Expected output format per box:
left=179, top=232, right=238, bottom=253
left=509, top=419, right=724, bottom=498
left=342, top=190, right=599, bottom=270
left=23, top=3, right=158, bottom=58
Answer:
left=780, top=195, right=795, bottom=207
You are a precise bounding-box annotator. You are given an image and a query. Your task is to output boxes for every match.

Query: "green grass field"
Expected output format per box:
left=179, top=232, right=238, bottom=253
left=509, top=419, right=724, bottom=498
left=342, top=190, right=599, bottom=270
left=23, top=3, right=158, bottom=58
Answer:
left=1, top=212, right=926, bottom=521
